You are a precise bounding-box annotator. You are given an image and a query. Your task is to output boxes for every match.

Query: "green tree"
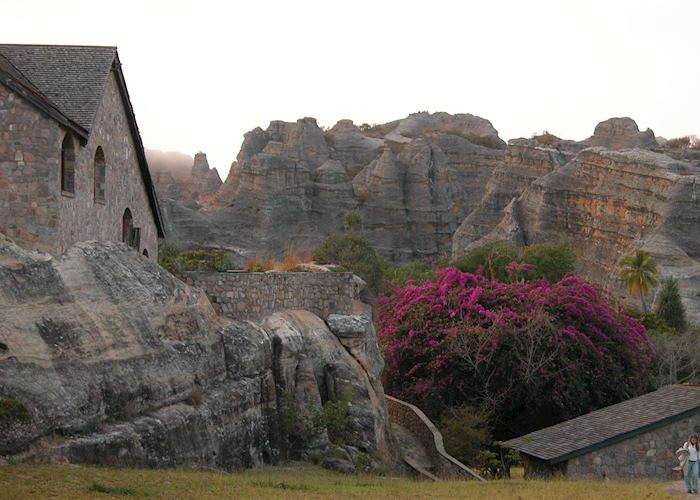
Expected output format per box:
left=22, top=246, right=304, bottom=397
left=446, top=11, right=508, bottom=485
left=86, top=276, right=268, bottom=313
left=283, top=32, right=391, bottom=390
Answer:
left=343, top=211, right=362, bottom=232
left=312, top=232, right=386, bottom=294
left=440, top=406, right=491, bottom=467
left=521, top=241, right=576, bottom=282
left=618, top=249, right=659, bottom=313
left=654, top=277, right=688, bottom=333
left=451, top=241, right=517, bottom=282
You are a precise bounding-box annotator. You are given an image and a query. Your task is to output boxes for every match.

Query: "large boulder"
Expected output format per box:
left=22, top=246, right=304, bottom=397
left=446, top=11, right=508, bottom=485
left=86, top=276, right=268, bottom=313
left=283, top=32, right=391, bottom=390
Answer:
left=584, top=117, right=659, bottom=150
left=0, top=236, right=399, bottom=467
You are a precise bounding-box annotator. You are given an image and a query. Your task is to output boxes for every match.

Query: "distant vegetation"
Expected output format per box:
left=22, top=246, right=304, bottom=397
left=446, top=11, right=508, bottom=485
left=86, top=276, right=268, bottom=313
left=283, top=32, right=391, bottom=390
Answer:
left=452, top=240, right=576, bottom=283
left=0, top=398, right=31, bottom=424
left=666, top=134, right=700, bottom=150
left=158, top=242, right=233, bottom=273
left=531, top=131, right=561, bottom=148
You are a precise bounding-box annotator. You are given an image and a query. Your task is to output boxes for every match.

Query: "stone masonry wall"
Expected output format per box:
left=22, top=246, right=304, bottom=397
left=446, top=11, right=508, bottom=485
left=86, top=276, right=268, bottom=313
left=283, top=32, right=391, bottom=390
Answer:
left=180, top=271, right=364, bottom=320
left=0, top=72, right=158, bottom=258
left=567, top=414, right=700, bottom=480
left=56, top=72, right=158, bottom=259
left=0, top=83, right=62, bottom=254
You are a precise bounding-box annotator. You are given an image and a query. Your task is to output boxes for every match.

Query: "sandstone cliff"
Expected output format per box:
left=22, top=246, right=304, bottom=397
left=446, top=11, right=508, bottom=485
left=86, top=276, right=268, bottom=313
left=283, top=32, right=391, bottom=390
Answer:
left=159, top=112, right=505, bottom=263
left=454, top=148, right=700, bottom=323
left=0, top=236, right=398, bottom=468
left=150, top=151, right=222, bottom=205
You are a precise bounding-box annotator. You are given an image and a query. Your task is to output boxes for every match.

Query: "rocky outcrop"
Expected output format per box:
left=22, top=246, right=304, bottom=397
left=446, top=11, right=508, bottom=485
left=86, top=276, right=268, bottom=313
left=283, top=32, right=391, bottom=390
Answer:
left=150, top=151, right=222, bottom=205
left=162, top=112, right=506, bottom=262
left=457, top=148, right=700, bottom=323
left=583, top=117, right=658, bottom=150
left=452, top=138, right=574, bottom=250
left=0, top=236, right=398, bottom=468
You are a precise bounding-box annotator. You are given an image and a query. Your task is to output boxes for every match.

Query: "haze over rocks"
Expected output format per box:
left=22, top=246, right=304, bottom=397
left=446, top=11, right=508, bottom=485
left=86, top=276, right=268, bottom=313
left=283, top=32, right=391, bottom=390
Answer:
left=152, top=112, right=700, bottom=322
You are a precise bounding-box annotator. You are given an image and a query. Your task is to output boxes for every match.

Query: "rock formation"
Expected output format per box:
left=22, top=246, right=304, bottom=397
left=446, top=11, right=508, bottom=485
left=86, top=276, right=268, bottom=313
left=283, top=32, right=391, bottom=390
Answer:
left=0, top=235, right=398, bottom=468
left=454, top=147, right=700, bottom=323
left=153, top=114, right=700, bottom=321
left=159, top=112, right=506, bottom=263
left=150, top=151, right=222, bottom=205
left=583, top=117, right=659, bottom=150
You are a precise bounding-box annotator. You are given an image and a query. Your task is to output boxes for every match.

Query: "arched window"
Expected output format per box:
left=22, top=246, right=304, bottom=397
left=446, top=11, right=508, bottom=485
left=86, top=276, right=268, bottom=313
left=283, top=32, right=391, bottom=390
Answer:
left=94, top=147, right=106, bottom=202
left=142, top=249, right=149, bottom=258
left=122, top=208, right=133, bottom=244
left=61, top=134, right=75, bottom=193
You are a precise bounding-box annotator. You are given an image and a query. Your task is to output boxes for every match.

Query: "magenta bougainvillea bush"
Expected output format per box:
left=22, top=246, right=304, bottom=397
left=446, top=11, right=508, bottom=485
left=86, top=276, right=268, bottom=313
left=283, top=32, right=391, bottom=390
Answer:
left=378, top=268, right=656, bottom=439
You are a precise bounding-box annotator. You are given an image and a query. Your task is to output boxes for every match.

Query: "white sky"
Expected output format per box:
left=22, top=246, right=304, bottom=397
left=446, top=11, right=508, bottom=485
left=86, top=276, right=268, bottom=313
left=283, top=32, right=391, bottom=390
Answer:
left=3, top=0, right=699, bottom=177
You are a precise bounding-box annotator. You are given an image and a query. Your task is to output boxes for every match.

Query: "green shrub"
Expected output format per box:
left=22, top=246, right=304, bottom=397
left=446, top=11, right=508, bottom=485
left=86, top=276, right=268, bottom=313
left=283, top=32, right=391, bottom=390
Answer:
left=381, top=260, right=436, bottom=290
left=451, top=240, right=576, bottom=283
left=451, top=241, right=518, bottom=282
left=0, top=398, right=30, bottom=424
left=521, top=241, right=576, bottom=282
left=158, top=243, right=233, bottom=273
left=343, top=211, right=362, bottom=231
left=440, top=406, right=491, bottom=467
left=312, top=233, right=386, bottom=294
left=654, top=277, right=688, bottom=333
left=276, top=385, right=355, bottom=458
left=322, top=386, right=353, bottom=446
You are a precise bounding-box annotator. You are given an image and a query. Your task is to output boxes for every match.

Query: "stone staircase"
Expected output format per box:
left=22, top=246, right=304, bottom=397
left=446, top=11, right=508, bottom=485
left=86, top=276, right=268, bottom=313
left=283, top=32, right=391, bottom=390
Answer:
left=385, top=395, right=484, bottom=481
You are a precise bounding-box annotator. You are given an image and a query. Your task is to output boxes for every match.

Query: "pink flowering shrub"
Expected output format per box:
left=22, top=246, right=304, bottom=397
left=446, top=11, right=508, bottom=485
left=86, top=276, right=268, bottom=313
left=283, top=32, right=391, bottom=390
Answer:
left=378, top=268, right=656, bottom=439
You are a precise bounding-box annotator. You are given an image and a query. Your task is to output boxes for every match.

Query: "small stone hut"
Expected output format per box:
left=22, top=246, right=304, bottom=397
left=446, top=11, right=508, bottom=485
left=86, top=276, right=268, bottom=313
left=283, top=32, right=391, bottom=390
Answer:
left=507, top=385, right=700, bottom=480
left=0, top=44, right=164, bottom=258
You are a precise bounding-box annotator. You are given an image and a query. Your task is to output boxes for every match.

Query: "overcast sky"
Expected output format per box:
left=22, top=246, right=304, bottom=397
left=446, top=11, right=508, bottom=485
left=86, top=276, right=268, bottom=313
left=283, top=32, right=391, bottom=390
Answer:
left=4, top=0, right=699, bottom=177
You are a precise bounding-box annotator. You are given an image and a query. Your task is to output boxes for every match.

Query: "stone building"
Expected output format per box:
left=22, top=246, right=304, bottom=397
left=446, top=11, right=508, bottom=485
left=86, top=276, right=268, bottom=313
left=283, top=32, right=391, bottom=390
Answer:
left=507, top=385, right=700, bottom=480
left=0, top=44, right=164, bottom=258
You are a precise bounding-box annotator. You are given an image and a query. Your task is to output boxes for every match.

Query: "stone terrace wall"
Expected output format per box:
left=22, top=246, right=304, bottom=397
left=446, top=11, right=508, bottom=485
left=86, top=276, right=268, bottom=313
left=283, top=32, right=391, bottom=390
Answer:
left=180, top=271, right=364, bottom=321
left=567, top=413, right=700, bottom=480
left=385, top=395, right=483, bottom=480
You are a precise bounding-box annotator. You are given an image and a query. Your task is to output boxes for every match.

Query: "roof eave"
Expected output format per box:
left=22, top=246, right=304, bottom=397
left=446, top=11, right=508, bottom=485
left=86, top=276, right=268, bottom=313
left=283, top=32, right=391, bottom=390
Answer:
left=509, top=405, right=700, bottom=465
left=0, top=69, right=89, bottom=142
left=110, top=53, right=166, bottom=238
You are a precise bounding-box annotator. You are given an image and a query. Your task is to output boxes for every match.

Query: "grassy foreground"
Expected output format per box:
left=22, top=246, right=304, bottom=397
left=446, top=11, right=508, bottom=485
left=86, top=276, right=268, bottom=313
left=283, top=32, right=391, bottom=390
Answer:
left=0, top=463, right=675, bottom=499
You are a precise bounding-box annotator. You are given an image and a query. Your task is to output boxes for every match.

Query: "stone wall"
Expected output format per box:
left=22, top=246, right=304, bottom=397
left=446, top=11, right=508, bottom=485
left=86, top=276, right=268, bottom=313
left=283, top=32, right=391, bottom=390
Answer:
left=179, top=271, right=365, bottom=320
left=566, top=413, right=700, bottom=480
left=0, top=83, right=61, bottom=254
left=56, top=72, right=158, bottom=259
left=385, top=395, right=483, bottom=480
left=0, top=72, right=158, bottom=258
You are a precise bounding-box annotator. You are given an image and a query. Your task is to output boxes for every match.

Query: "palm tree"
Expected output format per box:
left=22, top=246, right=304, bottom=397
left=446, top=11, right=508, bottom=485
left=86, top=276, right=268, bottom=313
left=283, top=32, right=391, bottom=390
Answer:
left=618, top=249, right=659, bottom=313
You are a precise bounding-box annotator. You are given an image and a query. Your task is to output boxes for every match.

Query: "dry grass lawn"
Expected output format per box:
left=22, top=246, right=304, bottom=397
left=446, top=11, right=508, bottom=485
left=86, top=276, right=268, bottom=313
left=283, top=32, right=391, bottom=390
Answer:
left=0, top=463, right=677, bottom=499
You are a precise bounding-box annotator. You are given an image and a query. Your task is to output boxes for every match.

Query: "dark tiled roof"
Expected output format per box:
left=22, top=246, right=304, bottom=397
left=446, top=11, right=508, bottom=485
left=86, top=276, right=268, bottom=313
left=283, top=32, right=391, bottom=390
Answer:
left=0, top=44, right=116, bottom=132
left=507, top=385, right=700, bottom=463
left=0, top=44, right=164, bottom=237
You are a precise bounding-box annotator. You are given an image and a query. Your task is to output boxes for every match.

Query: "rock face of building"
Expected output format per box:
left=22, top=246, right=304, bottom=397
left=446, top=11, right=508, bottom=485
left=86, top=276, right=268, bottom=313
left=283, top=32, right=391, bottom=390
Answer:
left=0, top=235, right=398, bottom=469
left=0, top=45, right=163, bottom=258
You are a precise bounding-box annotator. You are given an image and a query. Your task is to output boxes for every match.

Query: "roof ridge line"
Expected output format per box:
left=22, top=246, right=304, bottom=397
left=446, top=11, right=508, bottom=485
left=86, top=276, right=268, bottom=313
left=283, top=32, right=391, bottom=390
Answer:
left=0, top=43, right=117, bottom=50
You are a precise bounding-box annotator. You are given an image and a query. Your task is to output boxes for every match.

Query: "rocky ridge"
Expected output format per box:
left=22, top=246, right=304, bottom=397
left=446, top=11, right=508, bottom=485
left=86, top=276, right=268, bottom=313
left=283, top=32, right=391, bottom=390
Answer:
left=154, top=113, right=700, bottom=322
left=0, top=235, right=398, bottom=469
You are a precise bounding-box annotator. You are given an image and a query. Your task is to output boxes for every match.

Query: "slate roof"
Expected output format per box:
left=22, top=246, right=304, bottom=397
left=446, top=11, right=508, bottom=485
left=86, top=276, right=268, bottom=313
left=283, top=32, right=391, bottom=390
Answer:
left=507, top=385, right=700, bottom=464
left=0, top=44, right=116, bottom=133
left=0, top=44, right=164, bottom=237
